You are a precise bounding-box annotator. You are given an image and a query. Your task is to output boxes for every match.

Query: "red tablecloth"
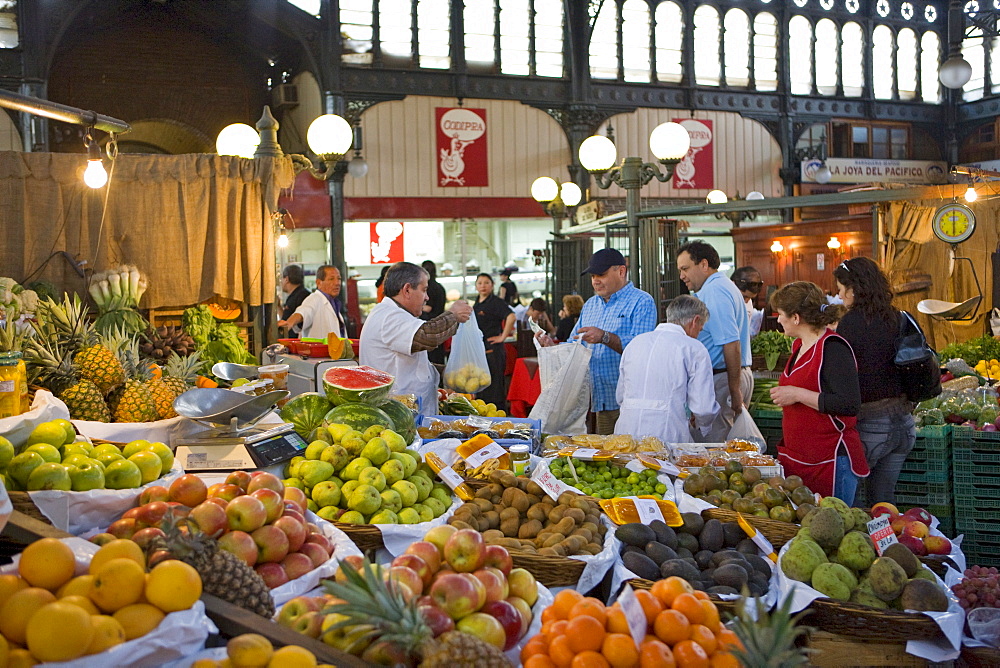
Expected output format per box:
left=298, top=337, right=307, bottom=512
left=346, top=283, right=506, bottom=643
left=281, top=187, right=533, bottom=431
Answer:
left=507, top=357, right=541, bottom=418
left=504, top=342, right=518, bottom=376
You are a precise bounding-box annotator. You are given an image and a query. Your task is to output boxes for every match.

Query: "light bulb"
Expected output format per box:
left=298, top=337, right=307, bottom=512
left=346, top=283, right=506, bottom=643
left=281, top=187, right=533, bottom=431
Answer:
left=216, top=123, right=260, bottom=158
left=706, top=190, right=728, bottom=204
left=966, top=186, right=978, bottom=202
left=84, top=159, right=108, bottom=188
left=814, top=164, right=832, bottom=184
left=531, top=176, right=559, bottom=203
left=307, top=114, right=353, bottom=158
left=649, top=121, right=691, bottom=161
left=578, top=135, right=617, bottom=172
left=348, top=155, right=369, bottom=178
left=560, top=182, right=583, bottom=206
left=939, top=55, right=973, bottom=90
left=746, top=191, right=765, bottom=200
left=827, top=237, right=841, bottom=249
left=770, top=240, right=784, bottom=253
left=277, top=233, right=289, bottom=248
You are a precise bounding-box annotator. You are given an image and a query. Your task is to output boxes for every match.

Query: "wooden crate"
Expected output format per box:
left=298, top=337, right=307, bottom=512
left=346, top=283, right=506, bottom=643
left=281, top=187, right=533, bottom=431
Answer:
left=804, top=630, right=934, bottom=667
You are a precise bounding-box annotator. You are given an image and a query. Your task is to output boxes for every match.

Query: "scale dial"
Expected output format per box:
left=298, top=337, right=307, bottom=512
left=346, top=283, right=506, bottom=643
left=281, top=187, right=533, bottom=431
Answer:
left=932, top=203, right=976, bottom=244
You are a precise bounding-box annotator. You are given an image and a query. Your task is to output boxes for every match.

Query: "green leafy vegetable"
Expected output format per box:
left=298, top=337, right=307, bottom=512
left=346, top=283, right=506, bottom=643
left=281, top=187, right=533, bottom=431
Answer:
left=940, top=335, right=1000, bottom=367
left=751, top=331, right=793, bottom=370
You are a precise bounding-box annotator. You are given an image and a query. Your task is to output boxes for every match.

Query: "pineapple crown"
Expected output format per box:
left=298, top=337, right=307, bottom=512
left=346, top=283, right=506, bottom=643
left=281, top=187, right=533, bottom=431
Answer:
left=106, top=326, right=153, bottom=383
left=729, top=590, right=814, bottom=668
left=164, top=350, right=205, bottom=383
left=33, top=293, right=91, bottom=349
left=147, top=511, right=222, bottom=558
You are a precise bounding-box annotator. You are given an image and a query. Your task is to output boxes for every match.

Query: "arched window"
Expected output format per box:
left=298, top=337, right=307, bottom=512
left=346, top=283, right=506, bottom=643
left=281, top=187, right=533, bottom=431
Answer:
left=590, top=1, right=618, bottom=79
left=897, top=28, right=918, bottom=99
left=841, top=22, right=864, bottom=96
left=724, top=9, right=750, bottom=87
left=340, top=0, right=373, bottom=58
left=815, top=18, right=838, bottom=95
left=921, top=31, right=941, bottom=102
left=380, top=0, right=413, bottom=60
left=788, top=15, right=813, bottom=95
left=534, top=0, right=564, bottom=77
left=872, top=25, right=894, bottom=99
left=417, top=0, right=450, bottom=69
left=963, top=29, right=985, bottom=101
left=500, top=0, right=530, bottom=75
left=694, top=5, right=721, bottom=86
left=655, top=1, right=684, bottom=83
left=464, top=0, right=495, bottom=67
left=992, top=35, right=1000, bottom=93
left=753, top=12, right=778, bottom=91
left=622, top=0, right=651, bottom=82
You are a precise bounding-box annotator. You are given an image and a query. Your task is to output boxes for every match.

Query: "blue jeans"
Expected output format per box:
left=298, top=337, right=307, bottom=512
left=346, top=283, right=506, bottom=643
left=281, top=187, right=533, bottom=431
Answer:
left=834, top=455, right=858, bottom=505
left=854, top=408, right=916, bottom=506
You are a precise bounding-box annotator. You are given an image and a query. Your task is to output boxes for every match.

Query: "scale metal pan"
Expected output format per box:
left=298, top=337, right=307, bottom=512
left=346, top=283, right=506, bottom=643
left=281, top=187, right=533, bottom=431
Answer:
left=211, top=362, right=261, bottom=381
left=917, top=296, right=982, bottom=321
left=173, top=388, right=289, bottom=429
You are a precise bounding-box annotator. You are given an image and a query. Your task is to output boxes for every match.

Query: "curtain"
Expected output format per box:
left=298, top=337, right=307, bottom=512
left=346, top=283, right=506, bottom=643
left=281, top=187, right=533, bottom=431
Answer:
left=0, top=151, right=295, bottom=309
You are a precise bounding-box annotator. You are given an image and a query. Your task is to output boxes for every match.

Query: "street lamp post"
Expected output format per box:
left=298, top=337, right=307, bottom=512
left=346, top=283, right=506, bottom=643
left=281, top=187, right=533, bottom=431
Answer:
left=531, top=177, right=583, bottom=303
left=705, top=189, right=765, bottom=226
left=578, top=122, right=690, bottom=288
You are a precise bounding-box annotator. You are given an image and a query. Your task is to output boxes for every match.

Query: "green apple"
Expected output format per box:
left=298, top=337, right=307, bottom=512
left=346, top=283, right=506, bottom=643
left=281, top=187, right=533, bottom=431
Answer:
left=26, top=462, right=71, bottom=491
left=68, top=461, right=105, bottom=491
left=128, top=450, right=163, bottom=484
left=146, top=442, right=174, bottom=473
left=91, top=444, right=125, bottom=467
left=26, top=421, right=68, bottom=448
left=61, top=443, right=90, bottom=460
left=24, top=443, right=62, bottom=464
left=0, top=436, right=14, bottom=469
left=85, top=456, right=106, bottom=472
left=122, top=439, right=152, bottom=458
left=7, top=451, right=45, bottom=488
left=62, top=453, right=91, bottom=468
left=72, top=439, right=94, bottom=454
left=50, top=418, right=77, bottom=446
left=104, top=459, right=142, bottom=489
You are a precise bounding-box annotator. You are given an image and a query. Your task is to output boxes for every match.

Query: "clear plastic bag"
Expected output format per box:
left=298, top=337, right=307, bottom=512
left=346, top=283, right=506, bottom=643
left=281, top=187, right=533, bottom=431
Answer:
left=442, top=317, right=491, bottom=393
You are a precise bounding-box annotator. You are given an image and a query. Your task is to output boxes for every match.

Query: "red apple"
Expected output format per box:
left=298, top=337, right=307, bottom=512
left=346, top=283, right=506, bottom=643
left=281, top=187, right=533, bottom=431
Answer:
left=463, top=573, right=487, bottom=611
left=250, top=488, right=284, bottom=524
left=305, top=533, right=335, bottom=554
left=205, top=497, right=229, bottom=510
left=135, top=501, right=171, bottom=528
left=417, top=599, right=455, bottom=637
left=306, top=522, right=322, bottom=534
left=386, top=565, right=424, bottom=597
left=924, top=534, right=953, bottom=556
left=122, top=507, right=141, bottom=520
left=335, top=555, right=366, bottom=584
left=225, top=470, right=252, bottom=491
left=902, top=520, right=930, bottom=540
left=218, top=530, right=259, bottom=566
left=107, top=517, right=137, bottom=539
left=423, top=524, right=458, bottom=553
left=282, top=552, right=315, bottom=580
left=169, top=474, right=208, bottom=507
left=506, top=596, right=532, bottom=638
left=298, top=542, right=330, bottom=568
left=506, top=568, right=538, bottom=606
left=207, top=483, right=243, bottom=502
left=483, top=545, right=513, bottom=576
left=188, top=500, right=229, bottom=537
left=292, top=610, right=323, bottom=638
left=226, top=495, right=267, bottom=532
left=252, top=525, right=290, bottom=563
left=443, top=529, right=486, bottom=573
left=281, top=506, right=306, bottom=525
left=139, top=485, right=170, bottom=504
left=283, top=486, right=308, bottom=510
left=406, top=541, right=442, bottom=574
left=273, top=515, right=308, bottom=552
left=481, top=599, right=523, bottom=650
left=472, top=568, right=508, bottom=604
left=870, top=502, right=900, bottom=521
left=430, top=565, right=456, bottom=587
left=429, top=572, right=482, bottom=620
left=276, top=595, right=321, bottom=627
left=890, top=516, right=910, bottom=535
left=130, top=527, right=166, bottom=550
left=392, top=554, right=431, bottom=587
left=255, top=562, right=289, bottom=588
left=456, top=612, right=506, bottom=650
left=898, top=534, right=929, bottom=556
left=247, top=471, right=284, bottom=495
left=903, top=507, right=933, bottom=527
left=390, top=580, right=416, bottom=603
left=147, top=549, right=173, bottom=567
left=90, top=533, right=116, bottom=546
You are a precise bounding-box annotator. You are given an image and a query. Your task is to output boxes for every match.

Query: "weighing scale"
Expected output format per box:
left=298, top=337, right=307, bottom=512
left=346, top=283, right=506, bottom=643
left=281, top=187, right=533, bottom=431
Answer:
left=171, top=388, right=307, bottom=473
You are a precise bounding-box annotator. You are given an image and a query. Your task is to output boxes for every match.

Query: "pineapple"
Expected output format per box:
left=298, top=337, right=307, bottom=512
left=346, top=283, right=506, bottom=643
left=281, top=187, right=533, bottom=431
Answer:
left=32, top=295, right=125, bottom=393
left=729, top=591, right=813, bottom=667
left=107, top=333, right=157, bottom=423
left=74, top=332, right=125, bottom=394
left=323, top=559, right=511, bottom=667
left=61, top=378, right=112, bottom=422
left=150, top=517, right=275, bottom=618
left=162, top=351, right=203, bottom=398
left=22, top=338, right=111, bottom=422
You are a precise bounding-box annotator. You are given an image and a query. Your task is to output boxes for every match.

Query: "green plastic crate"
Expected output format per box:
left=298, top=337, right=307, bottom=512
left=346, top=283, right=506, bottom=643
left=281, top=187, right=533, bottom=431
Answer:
left=750, top=407, right=783, bottom=422
left=894, top=480, right=953, bottom=508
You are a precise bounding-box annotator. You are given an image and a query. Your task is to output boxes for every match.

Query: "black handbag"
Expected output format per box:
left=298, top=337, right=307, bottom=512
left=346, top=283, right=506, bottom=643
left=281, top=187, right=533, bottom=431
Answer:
left=895, top=311, right=942, bottom=402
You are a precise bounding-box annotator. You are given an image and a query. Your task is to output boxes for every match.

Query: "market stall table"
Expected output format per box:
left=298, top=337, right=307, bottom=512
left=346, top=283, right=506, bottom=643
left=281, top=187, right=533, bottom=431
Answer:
left=507, top=356, right=541, bottom=417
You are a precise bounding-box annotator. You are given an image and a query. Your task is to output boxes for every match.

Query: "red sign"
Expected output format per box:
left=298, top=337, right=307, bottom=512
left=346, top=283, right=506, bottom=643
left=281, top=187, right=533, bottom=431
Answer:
left=436, top=107, right=488, bottom=187
left=370, top=222, right=404, bottom=264
left=672, top=119, right=713, bottom=190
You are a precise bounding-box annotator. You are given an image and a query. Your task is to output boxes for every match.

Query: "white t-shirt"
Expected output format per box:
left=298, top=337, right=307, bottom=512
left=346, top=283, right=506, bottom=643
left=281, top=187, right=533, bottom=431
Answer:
left=745, top=298, right=763, bottom=338
left=360, top=298, right=438, bottom=415
left=294, top=290, right=347, bottom=339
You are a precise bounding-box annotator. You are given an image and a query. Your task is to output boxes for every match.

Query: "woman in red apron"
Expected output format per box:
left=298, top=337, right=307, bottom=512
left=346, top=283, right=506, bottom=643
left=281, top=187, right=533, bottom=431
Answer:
left=768, top=282, right=869, bottom=501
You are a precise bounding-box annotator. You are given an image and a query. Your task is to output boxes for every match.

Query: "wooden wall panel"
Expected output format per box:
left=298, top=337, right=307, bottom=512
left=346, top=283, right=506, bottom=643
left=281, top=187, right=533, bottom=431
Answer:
left=0, top=110, right=19, bottom=151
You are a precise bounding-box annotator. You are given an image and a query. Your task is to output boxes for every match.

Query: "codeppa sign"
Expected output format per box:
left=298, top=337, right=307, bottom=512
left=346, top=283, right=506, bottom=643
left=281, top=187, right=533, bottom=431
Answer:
left=801, top=157, right=948, bottom=185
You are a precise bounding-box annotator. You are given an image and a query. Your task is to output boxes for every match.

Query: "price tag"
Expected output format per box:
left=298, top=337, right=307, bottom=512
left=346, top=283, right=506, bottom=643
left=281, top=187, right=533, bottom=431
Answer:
left=617, top=585, right=647, bottom=650
left=736, top=513, right=777, bottom=565
left=867, top=515, right=898, bottom=555
left=531, top=464, right=572, bottom=502
left=570, top=448, right=600, bottom=460
left=628, top=497, right=665, bottom=525
left=464, top=441, right=507, bottom=469
left=436, top=465, right=465, bottom=491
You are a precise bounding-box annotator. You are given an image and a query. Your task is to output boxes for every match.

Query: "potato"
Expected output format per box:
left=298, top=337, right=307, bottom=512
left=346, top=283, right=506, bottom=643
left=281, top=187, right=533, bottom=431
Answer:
left=483, top=510, right=500, bottom=530
left=472, top=498, right=494, bottom=512
left=554, top=517, right=576, bottom=536
left=500, top=518, right=520, bottom=537
left=475, top=485, right=494, bottom=499
left=564, top=508, right=586, bottom=524
left=482, top=529, right=504, bottom=543
left=548, top=506, right=567, bottom=523
left=501, top=487, right=518, bottom=507
left=499, top=507, right=520, bottom=522
left=526, top=480, right=545, bottom=497
left=497, top=537, right=522, bottom=549
left=542, top=533, right=565, bottom=548
left=518, top=519, right=543, bottom=539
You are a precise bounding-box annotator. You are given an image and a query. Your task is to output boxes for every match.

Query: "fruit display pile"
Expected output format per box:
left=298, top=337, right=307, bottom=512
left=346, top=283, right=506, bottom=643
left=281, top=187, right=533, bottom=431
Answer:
left=618, top=515, right=773, bottom=598
left=203, top=633, right=327, bottom=668
left=0, top=537, right=202, bottom=664
left=447, top=471, right=607, bottom=557
left=285, top=424, right=452, bottom=525
left=0, top=420, right=174, bottom=491
left=780, top=502, right=950, bottom=612
left=870, top=502, right=953, bottom=556
left=279, top=389, right=418, bottom=446
left=683, top=466, right=813, bottom=522
left=951, top=565, right=1000, bottom=610
left=520, top=579, right=743, bottom=668
left=436, top=390, right=509, bottom=417
left=548, top=458, right=669, bottom=499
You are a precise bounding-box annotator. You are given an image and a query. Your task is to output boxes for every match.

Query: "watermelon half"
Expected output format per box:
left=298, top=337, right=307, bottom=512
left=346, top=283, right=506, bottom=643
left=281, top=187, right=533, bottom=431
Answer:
left=322, top=365, right=394, bottom=406
left=324, top=402, right=394, bottom=433
left=378, top=398, right=417, bottom=445
left=279, top=392, right=331, bottom=438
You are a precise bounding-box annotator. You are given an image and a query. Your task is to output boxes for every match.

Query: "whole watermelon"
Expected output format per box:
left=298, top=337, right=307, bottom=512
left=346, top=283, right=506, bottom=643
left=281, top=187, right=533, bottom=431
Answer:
left=324, top=402, right=395, bottom=433
left=378, top=398, right=417, bottom=445
left=279, top=392, right=332, bottom=438
left=323, top=365, right=394, bottom=406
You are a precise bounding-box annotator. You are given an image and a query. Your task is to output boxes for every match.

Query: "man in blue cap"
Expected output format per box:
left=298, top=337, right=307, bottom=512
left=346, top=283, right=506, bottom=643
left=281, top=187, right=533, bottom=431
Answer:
left=537, top=248, right=657, bottom=434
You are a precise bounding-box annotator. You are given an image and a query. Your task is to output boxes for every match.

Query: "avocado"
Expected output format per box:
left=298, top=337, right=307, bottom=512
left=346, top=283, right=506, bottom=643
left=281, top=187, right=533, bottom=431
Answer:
left=713, top=564, right=750, bottom=589
left=722, top=522, right=746, bottom=548
left=677, top=532, right=700, bottom=554
left=660, top=558, right=701, bottom=583
left=900, top=578, right=949, bottom=612
left=622, top=551, right=660, bottom=581
left=679, top=512, right=705, bottom=535
left=649, top=520, right=678, bottom=549
left=615, top=523, right=656, bottom=548
left=645, top=541, right=678, bottom=566
left=698, top=519, right=725, bottom=552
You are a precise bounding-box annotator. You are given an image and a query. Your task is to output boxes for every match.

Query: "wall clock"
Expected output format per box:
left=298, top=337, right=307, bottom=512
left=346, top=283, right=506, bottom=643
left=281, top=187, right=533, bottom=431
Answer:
left=932, top=203, right=976, bottom=245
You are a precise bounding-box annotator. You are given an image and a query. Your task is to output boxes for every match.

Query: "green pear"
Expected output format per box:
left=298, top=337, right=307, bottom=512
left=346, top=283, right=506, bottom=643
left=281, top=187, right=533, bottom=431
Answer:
left=307, top=499, right=319, bottom=513
left=320, top=444, right=351, bottom=472
left=298, top=460, right=335, bottom=487
left=283, top=477, right=305, bottom=491
left=338, top=510, right=366, bottom=524
left=380, top=459, right=406, bottom=486
left=304, top=440, right=328, bottom=461
left=348, top=484, right=382, bottom=515
left=412, top=504, right=434, bottom=523
left=311, top=480, right=342, bottom=508
left=285, top=456, right=306, bottom=478
left=430, top=484, right=452, bottom=507
left=390, top=453, right=418, bottom=478
left=316, top=506, right=342, bottom=522
left=341, top=480, right=361, bottom=499
left=381, top=430, right=408, bottom=453
left=370, top=509, right=399, bottom=524
left=327, top=423, right=353, bottom=444
left=341, top=432, right=367, bottom=455
left=391, top=480, right=418, bottom=507
left=380, top=489, right=403, bottom=514
left=341, top=457, right=372, bottom=481
left=360, top=438, right=390, bottom=467
left=363, top=424, right=386, bottom=441
left=358, top=467, right=386, bottom=492
left=423, top=496, right=446, bottom=518
left=409, top=474, right=432, bottom=502
left=397, top=508, right=421, bottom=524
left=404, top=449, right=423, bottom=465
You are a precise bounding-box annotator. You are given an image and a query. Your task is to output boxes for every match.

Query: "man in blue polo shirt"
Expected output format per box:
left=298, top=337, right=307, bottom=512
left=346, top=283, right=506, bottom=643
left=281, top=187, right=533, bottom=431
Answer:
left=537, top=248, right=657, bottom=434
left=677, top=241, right=753, bottom=441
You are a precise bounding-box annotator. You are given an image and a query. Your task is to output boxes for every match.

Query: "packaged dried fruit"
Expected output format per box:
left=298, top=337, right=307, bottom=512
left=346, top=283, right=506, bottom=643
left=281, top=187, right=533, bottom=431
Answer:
left=599, top=496, right=683, bottom=526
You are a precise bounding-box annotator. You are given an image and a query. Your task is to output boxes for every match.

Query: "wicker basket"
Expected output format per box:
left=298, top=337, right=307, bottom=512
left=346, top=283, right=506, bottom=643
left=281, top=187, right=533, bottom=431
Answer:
left=628, top=577, right=738, bottom=613
left=701, top=508, right=799, bottom=548
left=508, top=550, right=586, bottom=588
left=803, top=598, right=944, bottom=641
left=7, top=491, right=51, bottom=525
left=332, top=523, right=384, bottom=554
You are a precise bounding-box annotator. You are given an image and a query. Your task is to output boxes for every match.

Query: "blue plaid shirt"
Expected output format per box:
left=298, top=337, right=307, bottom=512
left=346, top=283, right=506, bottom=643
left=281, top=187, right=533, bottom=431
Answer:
left=569, top=282, right=657, bottom=411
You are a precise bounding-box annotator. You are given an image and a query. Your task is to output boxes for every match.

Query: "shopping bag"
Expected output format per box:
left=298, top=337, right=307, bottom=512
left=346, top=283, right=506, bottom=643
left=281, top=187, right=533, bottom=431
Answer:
left=726, top=410, right=766, bottom=451
left=442, top=317, right=491, bottom=394
left=991, top=308, right=1000, bottom=336
left=529, top=342, right=592, bottom=435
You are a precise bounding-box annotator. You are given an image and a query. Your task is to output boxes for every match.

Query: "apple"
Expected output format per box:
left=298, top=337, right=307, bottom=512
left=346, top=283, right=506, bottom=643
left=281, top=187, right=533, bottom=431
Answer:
left=282, top=509, right=306, bottom=528
left=423, top=524, right=458, bottom=553
left=276, top=595, right=321, bottom=627
left=870, top=502, right=900, bottom=521
left=443, top=529, right=486, bottom=573
left=252, top=525, right=290, bottom=563
left=255, top=562, right=289, bottom=588
left=306, top=522, right=322, bottom=534
left=417, top=599, right=455, bottom=637
left=250, top=488, right=284, bottom=524
left=206, top=497, right=229, bottom=510
left=890, top=516, right=910, bottom=535
left=902, top=520, right=930, bottom=540
left=284, top=486, right=308, bottom=510
left=218, top=530, right=259, bottom=566
left=131, top=526, right=166, bottom=550
left=386, top=565, right=424, bottom=597
left=273, top=515, right=308, bottom=552
left=903, top=507, right=934, bottom=527
left=122, top=507, right=141, bottom=520
left=207, top=483, right=243, bottom=502
left=473, top=567, right=509, bottom=603
left=463, top=573, right=487, bottom=611
left=898, top=534, right=928, bottom=556
left=430, top=564, right=456, bottom=587
left=392, top=554, right=431, bottom=588
left=406, top=541, right=442, bottom=573
left=135, top=501, right=171, bottom=528
left=107, top=517, right=137, bottom=539
left=298, top=542, right=330, bottom=568
left=483, top=545, right=513, bottom=576
left=506, top=596, right=532, bottom=638
left=90, top=532, right=116, bottom=546
left=429, top=572, right=482, bottom=620
left=292, top=610, right=323, bottom=638
left=139, top=485, right=170, bottom=504
left=480, top=600, right=523, bottom=650
left=282, top=552, right=316, bottom=580
left=924, top=534, right=953, bottom=555
left=507, top=568, right=538, bottom=606
left=335, top=555, right=366, bottom=584
left=247, top=471, right=284, bottom=495
left=189, top=501, right=229, bottom=537
left=305, top=533, right=335, bottom=554
left=148, top=549, right=173, bottom=567
left=456, top=612, right=506, bottom=650
left=169, top=474, right=208, bottom=507
left=226, top=495, right=268, bottom=533
left=226, top=470, right=252, bottom=491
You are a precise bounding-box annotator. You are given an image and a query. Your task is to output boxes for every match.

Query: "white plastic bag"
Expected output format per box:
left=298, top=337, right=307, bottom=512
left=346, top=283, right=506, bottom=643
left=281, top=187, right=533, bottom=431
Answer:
left=727, top=410, right=765, bottom=448
left=0, top=390, right=70, bottom=448
left=442, top=317, right=491, bottom=393
left=529, top=342, right=592, bottom=435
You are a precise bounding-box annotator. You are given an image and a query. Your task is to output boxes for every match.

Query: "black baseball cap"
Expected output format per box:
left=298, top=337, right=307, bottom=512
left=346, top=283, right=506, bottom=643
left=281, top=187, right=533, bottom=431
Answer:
left=582, top=248, right=627, bottom=276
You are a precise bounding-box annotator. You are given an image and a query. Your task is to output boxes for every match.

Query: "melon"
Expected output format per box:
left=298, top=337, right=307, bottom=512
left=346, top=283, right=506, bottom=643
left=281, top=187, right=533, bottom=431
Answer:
left=324, top=402, right=394, bottom=434
left=322, top=365, right=394, bottom=406
left=378, top=398, right=417, bottom=445
left=279, top=392, right=331, bottom=438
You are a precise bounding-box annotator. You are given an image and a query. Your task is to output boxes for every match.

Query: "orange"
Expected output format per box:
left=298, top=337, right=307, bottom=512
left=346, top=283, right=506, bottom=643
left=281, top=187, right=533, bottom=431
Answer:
left=0, top=635, right=7, bottom=668
left=145, top=560, right=202, bottom=612
left=653, top=608, right=691, bottom=646
left=57, top=574, right=94, bottom=598
left=87, top=615, right=127, bottom=655
left=688, top=624, right=717, bottom=655
left=571, top=650, right=611, bottom=668
left=709, top=653, right=741, bottom=668
left=567, top=614, right=606, bottom=653
left=550, top=619, right=569, bottom=638
left=90, top=558, right=146, bottom=613
left=548, top=634, right=575, bottom=668
left=522, top=638, right=550, bottom=662
left=59, top=594, right=100, bottom=615
left=569, top=597, right=608, bottom=625
left=113, top=603, right=165, bottom=640
left=25, top=601, right=94, bottom=662
left=268, top=645, right=317, bottom=666
left=650, top=577, right=693, bottom=607
left=18, top=538, right=76, bottom=591
left=525, top=656, right=558, bottom=668
left=552, top=589, right=584, bottom=620
left=672, top=640, right=709, bottom=668
left=541, top=606, right=560, bottom=624
left=691, top=590, right=710, bottom=602
left=699, top=600, right=721, bottom=633
left=601, top=633, right=639, bottom=668
left=227, top=633, right=274, bottom=667
left=0, top=587, right=57, bottom=645
left=640, top=639, right=676, bottom=668
left=606, top=605, right=631, bottom=635
left=716, top=629, right=743, bottom=653
left=672, top=593, right=706, bottom=625
left=634, top=589, right=664, bottom=625
left=0, top=574, right=29, bottom=606
left=7, top=648, right=37, bottom=668
left=89, top=539, right=146, bottom=574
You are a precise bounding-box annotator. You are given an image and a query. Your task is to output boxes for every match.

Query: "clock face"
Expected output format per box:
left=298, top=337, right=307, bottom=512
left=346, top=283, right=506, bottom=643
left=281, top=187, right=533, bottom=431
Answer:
left=933, top=204, right=976, bottom=244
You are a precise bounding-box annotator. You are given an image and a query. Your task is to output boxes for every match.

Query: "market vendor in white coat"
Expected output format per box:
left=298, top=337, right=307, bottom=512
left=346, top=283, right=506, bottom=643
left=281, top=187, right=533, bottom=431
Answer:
left=277, top=265, right=348, bottom=339
left=614, top=295, right=720, bottom=443
left=360, top=261, right=472, bottom=415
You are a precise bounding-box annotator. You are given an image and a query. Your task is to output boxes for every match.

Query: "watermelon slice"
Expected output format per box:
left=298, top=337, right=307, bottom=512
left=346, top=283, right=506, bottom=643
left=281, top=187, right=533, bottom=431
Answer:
left=323, top=365, right=395, bottom=406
